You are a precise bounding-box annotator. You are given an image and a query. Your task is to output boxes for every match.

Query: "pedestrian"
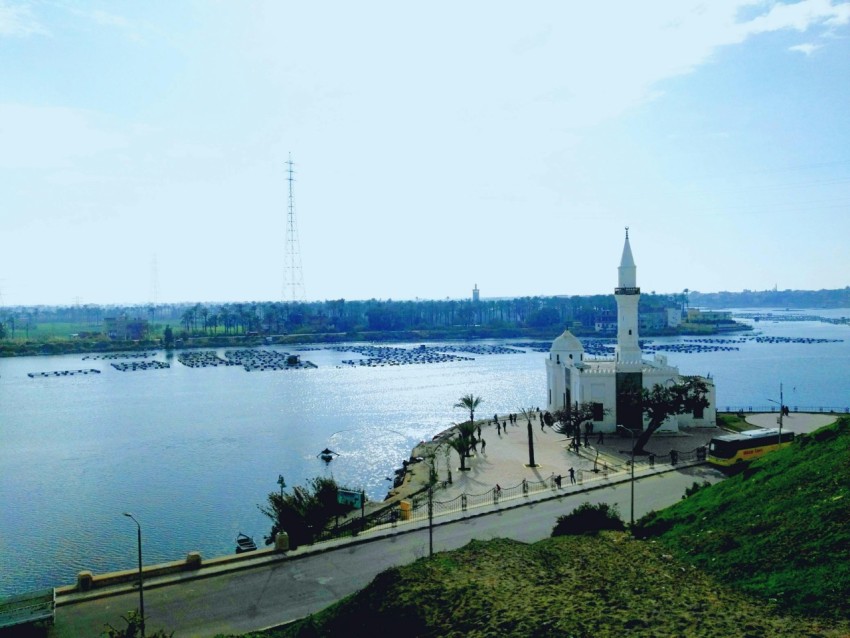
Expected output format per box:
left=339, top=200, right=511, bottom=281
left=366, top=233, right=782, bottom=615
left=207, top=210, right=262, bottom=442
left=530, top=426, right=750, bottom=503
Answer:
left=555, top=474, right=562, bottom=488
left=495, top=483, right=502, bottom=495
left=497, top=422, right=502, bottom=435
left=540, top=419, right=545, bottom=432
left=503, top=421, right=508, bottom=433
left=477, top=425, right=481, bottom=438
left=481, top=438, right=486, bottom=452
left=583, top=431, right=590, bottom=448
left=597, top=431, right=604, bottom=444
left=569, top=467, right=576, bottom=484
left=494, top=413, right=498, bottom=423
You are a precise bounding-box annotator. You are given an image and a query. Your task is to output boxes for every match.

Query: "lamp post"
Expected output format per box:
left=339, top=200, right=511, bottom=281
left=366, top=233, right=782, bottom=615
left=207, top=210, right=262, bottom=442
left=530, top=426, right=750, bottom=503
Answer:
left=617, top=425, right=635, bottom=527
left=427, top=486, right=434, bottom=558
left=123, top=512, right=145, bottom=638
left=767, top=382, right=784, bottom=450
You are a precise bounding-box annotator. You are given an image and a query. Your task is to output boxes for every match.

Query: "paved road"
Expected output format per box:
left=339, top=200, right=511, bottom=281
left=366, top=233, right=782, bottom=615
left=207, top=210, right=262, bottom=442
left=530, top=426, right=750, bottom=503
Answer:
left=52, top=464, right=723, bottom=637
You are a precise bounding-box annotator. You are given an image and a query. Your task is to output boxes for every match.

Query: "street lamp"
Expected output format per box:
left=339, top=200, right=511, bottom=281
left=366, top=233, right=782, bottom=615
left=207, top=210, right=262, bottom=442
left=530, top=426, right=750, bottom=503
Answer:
left=767, top=382, right=784, bottom=451
left=123, top=512, right=145, bottom=638
left=616, top=425, right=635, bottom=527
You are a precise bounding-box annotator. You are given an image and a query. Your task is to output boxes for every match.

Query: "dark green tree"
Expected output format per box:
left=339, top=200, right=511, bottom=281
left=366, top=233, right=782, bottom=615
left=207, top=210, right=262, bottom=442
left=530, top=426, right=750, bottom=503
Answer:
left=259, top=477, right=358, bottom=549
left=163, top=325, right=174, bottom=349
left=551, top=502, right=625, bottom=536
left=102, top=610, right=173, bottom=637
left=634, top=376, right=710, bottom=453
left=552, top=402, right=597, bottom=439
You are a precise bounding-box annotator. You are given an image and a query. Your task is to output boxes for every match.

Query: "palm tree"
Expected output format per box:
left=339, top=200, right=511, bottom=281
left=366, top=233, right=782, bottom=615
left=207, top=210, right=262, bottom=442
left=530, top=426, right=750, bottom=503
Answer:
left=457, top=420, right=478, bottom=458
left=447, top=434, right=470, bottom=472
left=519, top=407, right=538, bottom=467
left=454, top=394, right=483, bottom=426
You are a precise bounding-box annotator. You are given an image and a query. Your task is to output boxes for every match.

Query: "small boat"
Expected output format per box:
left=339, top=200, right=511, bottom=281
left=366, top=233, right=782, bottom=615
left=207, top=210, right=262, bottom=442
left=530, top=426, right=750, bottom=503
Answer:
left=235, top=532, right=257, bottom=553
left=318, top=447, right=339, bottom=462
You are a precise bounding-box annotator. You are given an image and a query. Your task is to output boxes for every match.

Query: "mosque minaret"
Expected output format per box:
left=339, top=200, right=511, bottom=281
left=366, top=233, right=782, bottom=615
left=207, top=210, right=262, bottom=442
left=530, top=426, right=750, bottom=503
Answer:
left=614, top=228, right=642, bottom=366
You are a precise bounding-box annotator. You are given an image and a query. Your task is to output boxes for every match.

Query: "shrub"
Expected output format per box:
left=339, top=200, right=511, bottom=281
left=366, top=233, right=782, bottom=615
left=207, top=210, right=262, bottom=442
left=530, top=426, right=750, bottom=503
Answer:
left=682, top=480, right=712, bottom=499
left=551, top=502, right=625, bottom=537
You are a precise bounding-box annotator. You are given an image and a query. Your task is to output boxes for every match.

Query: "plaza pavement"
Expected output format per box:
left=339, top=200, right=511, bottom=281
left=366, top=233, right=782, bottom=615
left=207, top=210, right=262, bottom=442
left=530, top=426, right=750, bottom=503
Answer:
left=395, top=412, right=720, bottom=508
left=389, top=409, right=839, bottom=509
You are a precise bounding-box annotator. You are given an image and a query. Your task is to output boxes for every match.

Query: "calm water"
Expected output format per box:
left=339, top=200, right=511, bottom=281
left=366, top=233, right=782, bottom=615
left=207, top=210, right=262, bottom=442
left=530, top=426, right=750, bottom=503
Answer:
left=2, top=311, right=849, bottom=596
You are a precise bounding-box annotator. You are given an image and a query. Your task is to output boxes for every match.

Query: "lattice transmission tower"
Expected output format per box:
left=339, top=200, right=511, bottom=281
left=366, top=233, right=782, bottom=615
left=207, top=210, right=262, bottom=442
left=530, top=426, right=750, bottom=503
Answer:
left=149, top=254, right=159, bottom=320
left=282, top=153, right=306, bottom=302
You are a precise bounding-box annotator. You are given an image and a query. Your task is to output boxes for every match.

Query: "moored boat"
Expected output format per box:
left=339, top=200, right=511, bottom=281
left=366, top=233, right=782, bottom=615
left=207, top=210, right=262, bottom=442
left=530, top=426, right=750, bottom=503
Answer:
left=235, top=532, right=257, bottom=553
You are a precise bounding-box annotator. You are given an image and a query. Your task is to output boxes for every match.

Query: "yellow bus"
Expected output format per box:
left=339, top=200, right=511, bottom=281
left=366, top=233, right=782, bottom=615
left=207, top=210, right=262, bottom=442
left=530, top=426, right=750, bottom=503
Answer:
left=707, top=428, right=794, bottom=467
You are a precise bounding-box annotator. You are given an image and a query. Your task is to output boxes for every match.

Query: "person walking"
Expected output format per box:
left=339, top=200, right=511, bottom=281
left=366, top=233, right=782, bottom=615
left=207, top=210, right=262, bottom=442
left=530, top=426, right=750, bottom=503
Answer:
left=481, top=438, right=486, bottom=453
left=568, top=467, right=576, bottom=484
left=596, top=430, right=604, bottom=444
left=497, top=421, right=502, bottom=435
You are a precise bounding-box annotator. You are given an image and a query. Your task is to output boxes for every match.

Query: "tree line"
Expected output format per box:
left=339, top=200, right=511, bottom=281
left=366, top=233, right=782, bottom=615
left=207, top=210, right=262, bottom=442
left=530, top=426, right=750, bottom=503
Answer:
left=1, top=292, right=685, bottom=341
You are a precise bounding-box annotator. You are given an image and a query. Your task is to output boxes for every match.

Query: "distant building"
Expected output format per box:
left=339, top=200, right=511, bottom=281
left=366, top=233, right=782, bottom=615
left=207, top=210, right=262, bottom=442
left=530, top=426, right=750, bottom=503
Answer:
left=683, top=308, right=739, bottom=332
left=104, top=315, right=149, bottom=341
left=545, top=230, right=716, bottom=432
left=667, top=307, right=682, bottom=328
left=686, top=308, right=733, bottom=323
left=593, top=310, right=617, bottom=333
left=472, top=284, right=480, bottom=303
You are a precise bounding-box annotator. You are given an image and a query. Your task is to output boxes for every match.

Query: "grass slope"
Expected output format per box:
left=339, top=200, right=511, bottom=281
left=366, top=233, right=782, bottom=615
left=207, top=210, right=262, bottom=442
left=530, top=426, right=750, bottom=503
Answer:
left=637, top=417, right=850, bottom=619
left=248, top=535, right=845, bottom=638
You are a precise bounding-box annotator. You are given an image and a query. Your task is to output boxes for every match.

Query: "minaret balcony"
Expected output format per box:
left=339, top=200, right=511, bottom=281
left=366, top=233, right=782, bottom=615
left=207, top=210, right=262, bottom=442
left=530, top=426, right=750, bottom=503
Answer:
left=615, top=287, right=641, bottom=295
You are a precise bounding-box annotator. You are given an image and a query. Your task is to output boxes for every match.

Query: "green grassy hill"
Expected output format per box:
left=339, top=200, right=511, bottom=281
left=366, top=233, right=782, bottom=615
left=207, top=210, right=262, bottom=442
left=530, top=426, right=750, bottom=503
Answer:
left=636, top=417, right=850, bottom=619
left=232, top=417, right=850, bottom=638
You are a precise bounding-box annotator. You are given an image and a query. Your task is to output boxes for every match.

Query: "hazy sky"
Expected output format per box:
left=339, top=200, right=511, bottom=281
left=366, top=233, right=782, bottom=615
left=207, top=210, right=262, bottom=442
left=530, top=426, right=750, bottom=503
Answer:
left=1, top=1, right=849, bottom=306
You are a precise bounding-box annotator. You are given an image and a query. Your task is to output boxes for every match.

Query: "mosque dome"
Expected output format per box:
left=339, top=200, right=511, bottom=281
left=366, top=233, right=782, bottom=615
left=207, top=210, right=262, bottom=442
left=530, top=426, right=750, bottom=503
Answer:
left=550, top=330, right=584, bottom=355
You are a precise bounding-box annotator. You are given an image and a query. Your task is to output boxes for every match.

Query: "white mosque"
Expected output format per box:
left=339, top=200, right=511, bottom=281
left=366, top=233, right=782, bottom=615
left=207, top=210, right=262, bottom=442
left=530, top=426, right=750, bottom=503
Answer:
left=545, top=229, right=717, bottom=433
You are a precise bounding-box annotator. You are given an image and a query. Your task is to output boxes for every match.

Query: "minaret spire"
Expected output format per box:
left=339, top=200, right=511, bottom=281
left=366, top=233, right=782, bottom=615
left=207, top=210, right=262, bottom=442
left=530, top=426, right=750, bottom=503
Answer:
left=615, top=228, right=641, bottom=365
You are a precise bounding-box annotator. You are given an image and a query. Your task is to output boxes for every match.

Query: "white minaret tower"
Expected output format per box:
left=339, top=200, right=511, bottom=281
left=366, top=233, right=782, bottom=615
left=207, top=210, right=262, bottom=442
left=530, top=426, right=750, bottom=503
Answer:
left=615, top=227, right=642, bottom=365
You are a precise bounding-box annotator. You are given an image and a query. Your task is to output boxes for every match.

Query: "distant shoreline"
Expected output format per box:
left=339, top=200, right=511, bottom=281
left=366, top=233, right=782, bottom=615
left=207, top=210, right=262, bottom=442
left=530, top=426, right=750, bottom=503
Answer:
left=0, top=324, right=752, bottom=358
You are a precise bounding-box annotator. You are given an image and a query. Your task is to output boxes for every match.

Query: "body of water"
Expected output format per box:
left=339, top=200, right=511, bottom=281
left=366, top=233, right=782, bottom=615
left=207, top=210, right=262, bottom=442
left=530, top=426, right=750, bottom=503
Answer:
left=1, top=311, right=849, bottom=596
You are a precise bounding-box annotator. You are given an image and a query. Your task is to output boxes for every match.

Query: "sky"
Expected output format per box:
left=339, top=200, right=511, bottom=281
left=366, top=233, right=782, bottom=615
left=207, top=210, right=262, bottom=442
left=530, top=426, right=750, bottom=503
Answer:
left=1, top=1, right=849, bottom=307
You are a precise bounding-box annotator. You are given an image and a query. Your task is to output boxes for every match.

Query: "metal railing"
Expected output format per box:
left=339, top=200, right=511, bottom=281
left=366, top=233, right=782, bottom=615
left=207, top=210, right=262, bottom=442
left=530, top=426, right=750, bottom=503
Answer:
left=723, top=406, right=849, bottom=414
left=308, top=445, right=708, bottom=545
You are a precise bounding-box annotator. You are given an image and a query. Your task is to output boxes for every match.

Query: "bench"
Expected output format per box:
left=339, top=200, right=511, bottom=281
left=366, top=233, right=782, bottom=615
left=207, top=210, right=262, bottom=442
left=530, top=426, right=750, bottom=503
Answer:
left=0, top=588, right=55, bottom=630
